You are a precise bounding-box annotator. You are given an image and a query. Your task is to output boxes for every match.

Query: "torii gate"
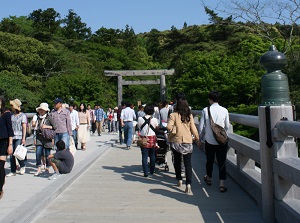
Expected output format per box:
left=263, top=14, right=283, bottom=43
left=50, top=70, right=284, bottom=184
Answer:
left=104, top=69, right=175, bottom=105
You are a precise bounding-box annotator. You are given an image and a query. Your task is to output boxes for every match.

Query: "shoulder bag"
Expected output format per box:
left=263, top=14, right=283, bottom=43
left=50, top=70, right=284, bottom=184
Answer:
left=208, top=107, right=228, bottom=146
left=41, top=115, right=55, bottom=140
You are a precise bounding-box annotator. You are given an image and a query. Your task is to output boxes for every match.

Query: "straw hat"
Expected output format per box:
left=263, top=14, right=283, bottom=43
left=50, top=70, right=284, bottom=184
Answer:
left=10, top=99, right=22, bottom=111
left=36, top=103, right=50, bottom=112
left=114, top=107, right=118, bottom=110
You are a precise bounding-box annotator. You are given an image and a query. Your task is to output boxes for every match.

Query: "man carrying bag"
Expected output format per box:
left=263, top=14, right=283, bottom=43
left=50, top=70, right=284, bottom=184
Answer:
left=199, top=90, right=230, bottom=193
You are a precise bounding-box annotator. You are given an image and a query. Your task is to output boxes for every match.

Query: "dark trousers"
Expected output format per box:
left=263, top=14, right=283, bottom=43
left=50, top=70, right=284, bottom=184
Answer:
left=172, top=147, right=192, bottom=185
left=205, top=141, right=228, bottom=180
left=91, top=122, right=96, bottom=133
left=118, top=120, right=123, bottom=144
left=10, top=139, right=25, bottom=173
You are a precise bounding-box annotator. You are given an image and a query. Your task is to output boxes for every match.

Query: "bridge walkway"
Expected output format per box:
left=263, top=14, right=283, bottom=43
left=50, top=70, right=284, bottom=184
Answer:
left=29, top=132, right=263, bottom=223
left=0, top=131, right=264, bottom=223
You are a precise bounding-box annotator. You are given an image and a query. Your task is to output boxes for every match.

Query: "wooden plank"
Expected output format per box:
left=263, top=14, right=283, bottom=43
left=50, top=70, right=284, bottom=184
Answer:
left=122, top=80, right=160, bottom=85
left=104, top=69, right=174, bottom=76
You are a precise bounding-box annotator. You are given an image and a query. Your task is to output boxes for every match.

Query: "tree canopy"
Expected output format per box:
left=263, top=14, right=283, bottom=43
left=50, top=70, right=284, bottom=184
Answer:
left=0, top=6, right=299, bottom=120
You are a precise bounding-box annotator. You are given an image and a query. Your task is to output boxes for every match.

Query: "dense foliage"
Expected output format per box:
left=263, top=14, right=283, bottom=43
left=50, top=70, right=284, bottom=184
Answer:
left=0, top=7, right=299, bottom=126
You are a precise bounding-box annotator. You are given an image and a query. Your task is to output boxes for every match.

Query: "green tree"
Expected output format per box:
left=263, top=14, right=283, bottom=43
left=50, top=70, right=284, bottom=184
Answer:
left=0, top=70, right=41, bottom=110
left=43, top=73, right=116, bottom=107
left=0, top=18, right=21, bottom=34
left=92, top=27, right=123, bottom=46
left=145, top=29, right=162, bottom=61
left=61, top=9, right=91, bottom=39
left=0, top=31, right=59, bottom=78
left=28, top=8, right=61, bottom=41
left=204, top=7, right=234, bottom=41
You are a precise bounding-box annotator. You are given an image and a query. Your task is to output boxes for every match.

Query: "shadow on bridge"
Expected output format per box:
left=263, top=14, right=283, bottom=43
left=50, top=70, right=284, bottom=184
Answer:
left=101, top=144, right=263, bottom=223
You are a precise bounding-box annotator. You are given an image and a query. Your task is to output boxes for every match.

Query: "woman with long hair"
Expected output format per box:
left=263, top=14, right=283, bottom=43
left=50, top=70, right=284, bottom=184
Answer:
left=167, top=96, right=200, bottom=194
left=0, top=95, right=14, bottom=198
left=78, top=103, right=90, bottom=151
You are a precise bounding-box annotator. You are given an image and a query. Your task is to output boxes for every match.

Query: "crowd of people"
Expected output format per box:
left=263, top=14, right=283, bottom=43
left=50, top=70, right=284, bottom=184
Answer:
left=136, top=90, right=229, bottom=195
left=0, top=89, right=230, bottom=199
left=0, top=96, right=120, bottom=199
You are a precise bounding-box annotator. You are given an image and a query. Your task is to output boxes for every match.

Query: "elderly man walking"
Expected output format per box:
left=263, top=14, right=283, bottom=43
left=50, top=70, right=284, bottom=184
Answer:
left=50, top=97, right=72, bottom=149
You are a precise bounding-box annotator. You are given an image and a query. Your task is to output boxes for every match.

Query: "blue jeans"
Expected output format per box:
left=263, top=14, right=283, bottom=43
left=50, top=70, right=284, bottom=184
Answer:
left=124, top=122, right=133, bottom=147
left=141, top=147, right=156, bottom=176
left=55, top=132, right=70, bottom=149
left=36, top=145, right=51, bottom=167
left=107, top=120, right=111, bottom=132
left=10, top=139, right=25, bottom=173
left=72, top=129, right=78, bottom=149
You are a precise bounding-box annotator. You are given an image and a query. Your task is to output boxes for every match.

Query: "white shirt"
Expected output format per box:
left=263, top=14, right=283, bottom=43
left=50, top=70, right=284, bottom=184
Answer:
left=199, top=103, right=230, bottom=145
left=160, top=107, right=169, bottom=123
left=138, top=115, right=158, bottom=136
left=32, top=114, right=38, bottom=130
left=120, top=107, right=136, bottom=122
left=70, top=110, right=79, bottom=130
left=113, top=112, right=117, bottom=121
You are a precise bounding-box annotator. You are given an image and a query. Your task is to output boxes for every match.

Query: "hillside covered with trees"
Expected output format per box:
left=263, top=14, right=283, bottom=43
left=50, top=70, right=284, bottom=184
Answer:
left=0, top=6, right=299, bottom=123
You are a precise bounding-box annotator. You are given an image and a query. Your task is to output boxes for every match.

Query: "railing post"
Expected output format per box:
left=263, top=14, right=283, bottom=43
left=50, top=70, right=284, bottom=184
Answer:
left=259, top=45, right=294, bottom=223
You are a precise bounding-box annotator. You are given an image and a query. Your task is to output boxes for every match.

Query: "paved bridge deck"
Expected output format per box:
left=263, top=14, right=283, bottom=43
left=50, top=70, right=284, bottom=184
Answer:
left=0, top=132, right=263, bottom=223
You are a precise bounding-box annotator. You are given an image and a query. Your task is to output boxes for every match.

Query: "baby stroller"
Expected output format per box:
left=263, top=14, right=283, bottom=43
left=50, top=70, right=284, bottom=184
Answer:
left=155, top=128, right=170, bottom=171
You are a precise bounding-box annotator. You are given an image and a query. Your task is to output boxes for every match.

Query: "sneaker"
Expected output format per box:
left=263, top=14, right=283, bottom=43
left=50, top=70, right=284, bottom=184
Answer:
left=20, top=167, right=26, bottom=175
left=48, top=173, right=61, bottom=180
left=127, top=146, right=131, bottom=150
left=6, top=172, right=16, bottom=177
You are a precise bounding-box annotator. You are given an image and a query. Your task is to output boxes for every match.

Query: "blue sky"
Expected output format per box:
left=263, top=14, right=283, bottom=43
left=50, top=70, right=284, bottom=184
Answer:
left=0, top=0, right=214, bottom=34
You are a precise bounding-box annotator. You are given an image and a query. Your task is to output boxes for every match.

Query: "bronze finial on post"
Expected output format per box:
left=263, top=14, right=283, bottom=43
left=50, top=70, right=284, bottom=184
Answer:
left=260, top=45, right=291, bottom=105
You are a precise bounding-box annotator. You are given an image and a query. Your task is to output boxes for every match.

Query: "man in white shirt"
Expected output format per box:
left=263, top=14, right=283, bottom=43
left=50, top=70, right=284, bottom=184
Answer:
left=120, top=102, right=136, bottom=150
left=199, top=90, right=230, bottom=193
left=159, top=100, right=169, bottom=128
left=69, top=104, right=79, bottom=149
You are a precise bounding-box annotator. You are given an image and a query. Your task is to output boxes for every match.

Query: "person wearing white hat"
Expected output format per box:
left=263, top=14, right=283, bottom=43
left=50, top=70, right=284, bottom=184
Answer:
left=34, top=103, right=57, bottom=176
left=6, top=99, right=27, bottom=177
